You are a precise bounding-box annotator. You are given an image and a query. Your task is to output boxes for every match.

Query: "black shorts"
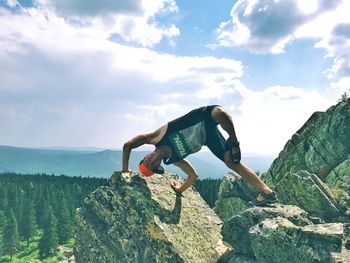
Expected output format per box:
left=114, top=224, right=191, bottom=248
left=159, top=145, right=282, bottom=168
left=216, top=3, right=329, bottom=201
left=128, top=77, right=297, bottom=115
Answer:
left=204, top=105, right=227, bottom=163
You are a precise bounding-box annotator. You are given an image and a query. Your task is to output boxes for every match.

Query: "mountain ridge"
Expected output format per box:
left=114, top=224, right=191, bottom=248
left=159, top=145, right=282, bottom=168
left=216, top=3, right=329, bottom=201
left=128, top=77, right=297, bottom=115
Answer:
left=0, top=145, right=274, bottom=179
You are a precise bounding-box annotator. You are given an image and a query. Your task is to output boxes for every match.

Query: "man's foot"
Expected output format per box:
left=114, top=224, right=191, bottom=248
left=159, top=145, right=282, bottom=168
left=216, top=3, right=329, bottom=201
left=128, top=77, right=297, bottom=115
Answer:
left=248, top=191, right=278, bottom=206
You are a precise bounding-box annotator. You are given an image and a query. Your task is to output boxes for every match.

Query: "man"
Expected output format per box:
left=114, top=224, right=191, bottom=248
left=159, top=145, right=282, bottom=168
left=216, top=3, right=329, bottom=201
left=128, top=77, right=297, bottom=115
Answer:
left=122, top=105, right=277, bottom=206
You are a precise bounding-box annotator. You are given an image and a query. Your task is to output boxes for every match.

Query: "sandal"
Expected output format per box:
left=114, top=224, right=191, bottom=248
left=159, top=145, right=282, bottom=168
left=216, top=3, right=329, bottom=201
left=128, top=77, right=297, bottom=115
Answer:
left=248, top=191, right=278, bottom=206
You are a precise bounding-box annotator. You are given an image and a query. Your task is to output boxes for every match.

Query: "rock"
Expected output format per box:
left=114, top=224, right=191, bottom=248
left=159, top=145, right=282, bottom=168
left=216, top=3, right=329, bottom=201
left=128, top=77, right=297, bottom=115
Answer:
left=217, top=250, right=256, bottom=263
left=74, top=171, right=230, bottom=263
left=214, top=173, right=258, bottom=221
left=215, top=197, right=247, bottom=222
left=331, top=223, right=350, bottom=262
left=216, top=173, right=259, bottom=201
left=265, top=100, right=350, bottom=187
left=274, top=170, right=342, bottom=222
left=249, top=217, right=343, bottom=263
left=221, top=204, right=319, bottom=255
left=262, top=101, right=350, bottom=222
left=326, top=156, right=350, bottom=189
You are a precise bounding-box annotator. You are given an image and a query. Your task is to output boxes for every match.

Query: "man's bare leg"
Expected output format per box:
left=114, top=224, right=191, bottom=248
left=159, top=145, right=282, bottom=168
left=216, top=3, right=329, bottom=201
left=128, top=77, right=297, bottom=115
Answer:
left=211, top=106, right=273, bottom=198
left=224, top=152, right=272, bottom=195
left=211, top=106, right=238, bottom=142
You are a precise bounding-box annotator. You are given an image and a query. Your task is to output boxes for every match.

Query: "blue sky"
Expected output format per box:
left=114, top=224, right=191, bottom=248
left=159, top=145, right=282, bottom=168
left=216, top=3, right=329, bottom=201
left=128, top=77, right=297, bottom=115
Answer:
left=0, top=0, right=349, bottom=156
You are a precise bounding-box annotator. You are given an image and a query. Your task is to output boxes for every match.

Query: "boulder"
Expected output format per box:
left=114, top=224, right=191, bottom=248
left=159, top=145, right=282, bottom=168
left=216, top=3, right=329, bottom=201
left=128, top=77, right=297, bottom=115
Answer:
left=249, top=217, right=343, bottom=263
left=221, top=204, right=348, bottom=263
left=215, top=197, right=247, bottom=222
left=274, top=170, right=342, bottom=222
left=74, top=171, right=230, bottom=263
left=221, top=204, right=319, bottom=255
left=265, top=100, right=350, bottom=187
left=326, top=156, right=350, bottom=190
left=214, top=173, right=258, bottom=221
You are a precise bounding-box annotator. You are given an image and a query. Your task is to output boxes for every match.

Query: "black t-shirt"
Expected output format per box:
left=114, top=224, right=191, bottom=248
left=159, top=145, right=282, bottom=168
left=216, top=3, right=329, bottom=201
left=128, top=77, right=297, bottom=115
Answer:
left=156, top=105, right=219, bottom=164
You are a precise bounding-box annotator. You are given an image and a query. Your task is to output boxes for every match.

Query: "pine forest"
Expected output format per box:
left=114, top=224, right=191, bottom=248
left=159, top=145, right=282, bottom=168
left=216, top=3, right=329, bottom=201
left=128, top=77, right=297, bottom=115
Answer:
left=0, top=173, right=221, bottom=262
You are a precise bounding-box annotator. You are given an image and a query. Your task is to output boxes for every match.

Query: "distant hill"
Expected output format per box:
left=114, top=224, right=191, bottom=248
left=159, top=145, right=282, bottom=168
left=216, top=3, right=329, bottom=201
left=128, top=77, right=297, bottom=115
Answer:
left=0, top=146, right=274, bottom=179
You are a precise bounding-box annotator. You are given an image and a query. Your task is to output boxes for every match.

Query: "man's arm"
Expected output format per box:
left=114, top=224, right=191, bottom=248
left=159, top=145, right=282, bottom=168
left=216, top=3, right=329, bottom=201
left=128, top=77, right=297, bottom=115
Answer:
left=122, top=124, right=167, bottom=172
left=122, top=134, right=149, bottom=172
left=171, top=159, right=198, bottom=193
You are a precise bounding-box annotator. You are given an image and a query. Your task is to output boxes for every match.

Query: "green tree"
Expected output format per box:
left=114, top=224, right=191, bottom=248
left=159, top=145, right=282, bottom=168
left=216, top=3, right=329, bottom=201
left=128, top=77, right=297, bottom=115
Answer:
left=39, top=206, right=58, bottom=259
left=0, top=210, right=6, bottom=256
left=20, top=198, right=36, bottom=246
left=2, top=208, right=19, bottom=260
left=35, top=194, right=48, bottom=229
left=0, top=188, right=9, bottom=212
left=57, top=195, right=72, bottom=244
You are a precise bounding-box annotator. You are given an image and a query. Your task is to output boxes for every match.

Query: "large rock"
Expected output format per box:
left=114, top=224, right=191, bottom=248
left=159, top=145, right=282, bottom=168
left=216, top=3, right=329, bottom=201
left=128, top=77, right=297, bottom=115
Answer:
left=249, top=217, right=343, bottom=263
left=221, top=204, right=348, bottom=263
left=261, top=100, right=350, bottom=222
left=214, top=173, right=258, bottom=221
left=265, top=100, right=350, bottom=187
left=221, top=204, right=319, bottom=255
left=327, top=156, right=350, bottom=189
left=274, top=170, right=342, bottom=221
left=74, top=171, right=230, bottom=263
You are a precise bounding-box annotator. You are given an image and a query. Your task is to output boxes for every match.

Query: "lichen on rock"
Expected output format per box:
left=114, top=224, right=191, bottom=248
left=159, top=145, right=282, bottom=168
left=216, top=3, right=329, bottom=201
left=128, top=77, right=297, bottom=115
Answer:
left=74, top=171, right=230, bottom=263
left=274, top=170, right=342, bottom=222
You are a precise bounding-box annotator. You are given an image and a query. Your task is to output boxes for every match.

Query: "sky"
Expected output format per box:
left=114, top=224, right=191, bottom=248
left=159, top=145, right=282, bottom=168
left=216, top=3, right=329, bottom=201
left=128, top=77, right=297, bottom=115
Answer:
left=1, top=0, right=349, bottom=156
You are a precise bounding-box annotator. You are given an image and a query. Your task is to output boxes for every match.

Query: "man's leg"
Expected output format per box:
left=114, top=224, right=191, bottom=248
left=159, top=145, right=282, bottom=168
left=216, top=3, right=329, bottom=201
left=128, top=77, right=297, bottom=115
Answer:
left=211, top=106, right=273, bottom=196
left=211, top=106, right=238, bottom=141
left=223, top=152, right=272, bottom=195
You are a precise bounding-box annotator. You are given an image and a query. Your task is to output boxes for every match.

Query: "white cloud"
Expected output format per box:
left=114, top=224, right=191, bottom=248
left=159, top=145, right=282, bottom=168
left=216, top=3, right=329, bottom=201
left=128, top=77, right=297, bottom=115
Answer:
left=216, top=0, right=340, bottom=53
left=37, top=0, right=143, bottom=17
left=234, top=85, right=334, bottom=155
left=0, top=0, right=343, bottom=157
left=294, top=1, right=350, bottom=80
left=215, top=0, right=350, bottom=92
left=0, top=5, right=243, bottom=148
left=296, top=0, right=319, bottom=15
left=315, top=24, right=350, bottom=79
left=11, top=0, right=179, bottom=48
left=330, top=77, right=350, bottom=96
left=4, top=0, right=19, bottom=8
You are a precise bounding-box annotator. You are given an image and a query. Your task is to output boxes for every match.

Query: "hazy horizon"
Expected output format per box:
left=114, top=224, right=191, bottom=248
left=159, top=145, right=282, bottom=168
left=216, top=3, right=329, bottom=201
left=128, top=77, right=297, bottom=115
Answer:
left=0, top=144, right=278, bottom=158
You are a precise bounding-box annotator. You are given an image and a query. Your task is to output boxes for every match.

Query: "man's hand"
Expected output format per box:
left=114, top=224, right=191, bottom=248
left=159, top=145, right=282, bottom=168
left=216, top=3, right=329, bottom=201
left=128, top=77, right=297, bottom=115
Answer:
left=170, top=181, right=183, bottom=194
left=121, top=168, right=133, bottom=173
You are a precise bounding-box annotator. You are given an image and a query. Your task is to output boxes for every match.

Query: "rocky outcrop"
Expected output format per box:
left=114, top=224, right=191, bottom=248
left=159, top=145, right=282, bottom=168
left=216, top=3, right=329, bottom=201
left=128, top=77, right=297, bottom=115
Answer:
left=265, top=100, right=350, bottom=189
left=249, top=218, right=343, bottom=263
left=214, top=173, right=258, bottom=221
left=221, top=204, right=320, bottom=255
left=220, top=204, right=349, bottom=263
left=214, top=101, right=350, bottom=262
left=74, top=171, right=230, bottom=263
left=74, top=100, right=350, bottom=263
left=274, top=170, right=342, bottom=221
left=256, top=100, right=350, bottom=222
left=215, top=170, right=343, bottom=223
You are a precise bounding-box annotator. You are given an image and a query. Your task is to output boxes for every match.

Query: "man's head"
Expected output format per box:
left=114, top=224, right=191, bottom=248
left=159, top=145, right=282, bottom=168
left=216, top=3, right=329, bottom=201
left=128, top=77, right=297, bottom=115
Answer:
left=138, top=147, right=169, bottom=177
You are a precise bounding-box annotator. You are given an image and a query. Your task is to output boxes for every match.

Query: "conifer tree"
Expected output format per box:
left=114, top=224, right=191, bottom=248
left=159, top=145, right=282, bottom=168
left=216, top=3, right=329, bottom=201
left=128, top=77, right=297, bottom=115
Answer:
left=21, top=198, right=36, bottom=246
left=0, top=188, right=8, bottom=212
left=2, top=208, right=19, bottom=260
left=35, top=195, right=48, bottom=229
left=0, top=210, right=6, bottom=256
left=0, top=210, right=5, bottom=232
left=39, top=206, right=58, bottom=259
left=57, top=195, right=72, bottom=244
